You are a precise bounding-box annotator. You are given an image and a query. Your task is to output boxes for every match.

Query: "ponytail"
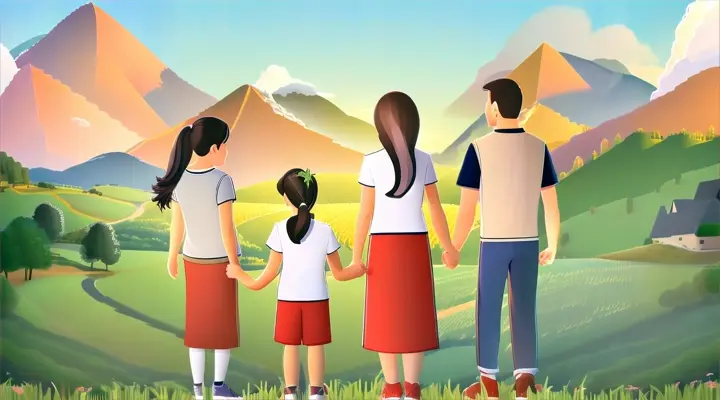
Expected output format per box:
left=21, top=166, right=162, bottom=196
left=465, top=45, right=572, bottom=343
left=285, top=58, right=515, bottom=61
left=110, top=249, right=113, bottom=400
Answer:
left=287, top=202, right=315, bottom=244
left=151, top=126, right=194, bottom=211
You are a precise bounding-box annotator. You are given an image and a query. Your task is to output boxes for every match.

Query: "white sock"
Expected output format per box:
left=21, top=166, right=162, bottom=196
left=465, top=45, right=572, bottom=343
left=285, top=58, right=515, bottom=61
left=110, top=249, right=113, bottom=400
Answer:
left=214, top=349, right=231, bottom=383
left=481, top=372, right=496, bottom=379
left=189, top=348, right=206, bottom=385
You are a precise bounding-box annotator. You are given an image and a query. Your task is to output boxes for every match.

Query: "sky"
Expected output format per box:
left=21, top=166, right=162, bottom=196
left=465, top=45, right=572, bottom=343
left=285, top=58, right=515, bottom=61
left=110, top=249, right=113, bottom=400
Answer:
left=0, top=0, right=695, bottom=149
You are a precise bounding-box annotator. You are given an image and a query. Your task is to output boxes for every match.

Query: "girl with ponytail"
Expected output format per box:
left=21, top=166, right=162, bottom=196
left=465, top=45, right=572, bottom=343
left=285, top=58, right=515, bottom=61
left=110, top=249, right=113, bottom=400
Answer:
left=151, top=116, right=247, bottom=400
left=351, top=91, right=459, bottom=400
left=227, top=168, right=365, bottom=400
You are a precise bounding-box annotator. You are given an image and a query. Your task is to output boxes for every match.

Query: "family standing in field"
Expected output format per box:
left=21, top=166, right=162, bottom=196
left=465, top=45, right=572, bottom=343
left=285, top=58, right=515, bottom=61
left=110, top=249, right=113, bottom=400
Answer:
left=151, top=77, right=561, bottom=400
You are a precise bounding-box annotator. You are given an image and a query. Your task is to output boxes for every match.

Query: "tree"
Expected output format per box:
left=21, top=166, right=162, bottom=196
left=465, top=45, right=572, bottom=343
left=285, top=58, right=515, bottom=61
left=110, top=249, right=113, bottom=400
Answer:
left=7, top=162, right=22, bottom=187
left=21, top=168, right=29, bottom=186
left=614, top=133, right=623, bottom=145
left=0, top=275, right=18, bottom=319
left=600, top=138, right=610, bottom=153
left=626, top=197, right=634, bottom=214
left=0, top=217, right=52, bottom=280
left=708, top=125, right=716, bottom=140
left=592, top=150, right=598, bottom=160
left=572, top=156, right=584, bottom=171
left=33, top=203, right=65, bottom=242
left=81, top=222, right=121, bottom=270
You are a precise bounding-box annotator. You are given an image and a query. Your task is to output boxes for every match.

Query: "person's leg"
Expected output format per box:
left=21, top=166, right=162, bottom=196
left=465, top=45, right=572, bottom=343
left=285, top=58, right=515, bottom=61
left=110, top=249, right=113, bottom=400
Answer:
left=307, top=345, right=326, bottom=399
left=379, top=353, right=403, bottom=399
left=302, top=300, right=332, bottom=398
left=213, top=349, right=231, bottom=385
left=189, top=347, right=205, bottom=386
left=284, top=345, right=301, bottom=387
left=508, top=241, right=540, bottom=399
left=401, top=352, right=424, bottom=399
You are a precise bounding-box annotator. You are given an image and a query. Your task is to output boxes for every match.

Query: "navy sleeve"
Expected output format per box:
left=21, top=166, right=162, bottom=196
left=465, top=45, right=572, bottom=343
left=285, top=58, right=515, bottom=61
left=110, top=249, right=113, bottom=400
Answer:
left=456, top=144, right=481, bottom=189
left=541, top=145, right=559, bottom=188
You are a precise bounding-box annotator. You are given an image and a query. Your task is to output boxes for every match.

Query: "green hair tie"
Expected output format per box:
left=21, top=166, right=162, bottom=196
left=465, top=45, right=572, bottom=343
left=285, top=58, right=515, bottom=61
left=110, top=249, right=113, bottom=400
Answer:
left=296, top=168, right=315, bottom=188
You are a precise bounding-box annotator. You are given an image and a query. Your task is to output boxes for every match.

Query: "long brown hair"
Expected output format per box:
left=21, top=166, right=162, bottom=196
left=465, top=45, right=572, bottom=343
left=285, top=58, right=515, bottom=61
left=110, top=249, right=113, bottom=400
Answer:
left=374, top=91, right=420, bottom=198
left=277, top=168, right=319, bottom=244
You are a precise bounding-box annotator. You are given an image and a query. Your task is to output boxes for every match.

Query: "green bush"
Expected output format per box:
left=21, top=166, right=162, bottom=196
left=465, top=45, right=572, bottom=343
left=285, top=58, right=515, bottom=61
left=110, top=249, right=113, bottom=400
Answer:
left=696, top=223, right=720, bottom=237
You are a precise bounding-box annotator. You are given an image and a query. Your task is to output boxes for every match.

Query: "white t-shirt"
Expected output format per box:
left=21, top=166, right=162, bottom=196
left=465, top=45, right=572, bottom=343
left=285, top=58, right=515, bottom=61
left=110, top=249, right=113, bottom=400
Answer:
left=358, top=149, right=438, bottom=234
left=172, top=168, right=242, bottom=259
left=266, top=218, right=341, bottom=301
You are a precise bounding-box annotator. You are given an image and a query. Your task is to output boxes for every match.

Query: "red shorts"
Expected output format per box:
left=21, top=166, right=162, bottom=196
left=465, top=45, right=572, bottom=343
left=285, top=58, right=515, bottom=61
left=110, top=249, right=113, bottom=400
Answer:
left=184, top=259, right=240, bottom=349
left=274, top=300, right=332, bottom=346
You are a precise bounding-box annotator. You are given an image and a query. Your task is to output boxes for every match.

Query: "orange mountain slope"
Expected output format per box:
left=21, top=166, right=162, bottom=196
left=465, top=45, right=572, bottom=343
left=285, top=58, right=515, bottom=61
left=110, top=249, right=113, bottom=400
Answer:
left=14, top=3, right=212, bottom=138
left=128, top=86, right=364, bottom=187
left=551, top=67, right=720, bottom=173
left=508, top=43, right=591, bottom=109
left=0, top=65, right=143, bottom=170
left=522, top=104, right=589, bottom=150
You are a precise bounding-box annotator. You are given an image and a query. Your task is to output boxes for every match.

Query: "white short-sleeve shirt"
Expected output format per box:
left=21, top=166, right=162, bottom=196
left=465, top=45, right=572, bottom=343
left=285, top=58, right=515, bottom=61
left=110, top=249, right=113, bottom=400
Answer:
left=266, top=218, right=341, bottom=301
left=172, top=168, right=241, bottom=259
left=358, top=149, right=437, bottom=234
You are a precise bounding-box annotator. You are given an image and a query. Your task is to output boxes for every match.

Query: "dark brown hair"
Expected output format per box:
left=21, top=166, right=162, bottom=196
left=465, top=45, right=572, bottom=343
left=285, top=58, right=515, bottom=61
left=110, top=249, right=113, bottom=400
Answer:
left=277, top=168, right=319, bottom=244
left=151, top=117, right=230, bottom=211
left=482, top=78, right=523, bottom=119
left=374, top=91, right=420, bottom=198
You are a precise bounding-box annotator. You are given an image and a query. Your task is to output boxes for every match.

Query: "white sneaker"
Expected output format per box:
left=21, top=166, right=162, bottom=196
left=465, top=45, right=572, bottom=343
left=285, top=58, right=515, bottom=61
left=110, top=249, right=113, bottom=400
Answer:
left=193, top=385, right=203, bottom=400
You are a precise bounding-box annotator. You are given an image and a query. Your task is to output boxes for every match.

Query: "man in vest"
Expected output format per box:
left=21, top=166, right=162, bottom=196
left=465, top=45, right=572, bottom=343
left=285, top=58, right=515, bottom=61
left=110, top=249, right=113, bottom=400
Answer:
left=449, top=78, right=560, bottom=400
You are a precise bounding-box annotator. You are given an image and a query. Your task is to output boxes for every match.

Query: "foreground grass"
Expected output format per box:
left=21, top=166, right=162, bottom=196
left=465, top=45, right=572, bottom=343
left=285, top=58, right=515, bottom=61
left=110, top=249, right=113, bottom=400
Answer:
left=2, top=379, right=718, bottom=400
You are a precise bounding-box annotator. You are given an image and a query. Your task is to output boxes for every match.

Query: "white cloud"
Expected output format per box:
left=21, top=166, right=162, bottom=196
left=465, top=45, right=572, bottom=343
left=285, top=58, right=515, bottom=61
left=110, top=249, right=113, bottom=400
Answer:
left=254, top=88, right=307, bottom=128
left=71, top=117, right=91, bottom=128
left=651, top=0, right=719, bottom=99
left=474, top=6, right=663, bottom=85
left=254, top=65, right=333, bottom=98
left=0, top=42, right=19, bottom=95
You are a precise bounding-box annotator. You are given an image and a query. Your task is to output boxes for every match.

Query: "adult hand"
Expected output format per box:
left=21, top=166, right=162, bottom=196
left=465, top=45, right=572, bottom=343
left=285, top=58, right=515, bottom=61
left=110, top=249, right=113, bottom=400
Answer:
left=346, top=262, right=367, bottom=279
left=226, top=263, right=257, bottom=289
left=539, top=247, right=556, bottom=266
left=442, top=247, right=459, bottom=269
left=167, top=257, right=178, bottom=279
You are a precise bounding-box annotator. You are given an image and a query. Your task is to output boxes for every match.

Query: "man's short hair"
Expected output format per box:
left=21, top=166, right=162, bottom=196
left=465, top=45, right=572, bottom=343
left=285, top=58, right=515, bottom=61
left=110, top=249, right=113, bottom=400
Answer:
left=482, top=78, right=523, bottom=119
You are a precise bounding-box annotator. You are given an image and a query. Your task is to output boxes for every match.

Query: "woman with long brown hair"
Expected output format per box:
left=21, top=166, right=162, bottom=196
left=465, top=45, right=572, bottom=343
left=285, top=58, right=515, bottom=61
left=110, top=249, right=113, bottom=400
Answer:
left=350, top=92, right=459, bottom=400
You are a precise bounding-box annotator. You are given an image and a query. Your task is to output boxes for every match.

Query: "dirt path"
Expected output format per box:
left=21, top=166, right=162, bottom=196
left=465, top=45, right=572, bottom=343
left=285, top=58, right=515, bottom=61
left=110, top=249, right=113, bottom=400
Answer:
left=6, top=265, right=111, bottom=285
left=10, top=187, right=144, bottom=224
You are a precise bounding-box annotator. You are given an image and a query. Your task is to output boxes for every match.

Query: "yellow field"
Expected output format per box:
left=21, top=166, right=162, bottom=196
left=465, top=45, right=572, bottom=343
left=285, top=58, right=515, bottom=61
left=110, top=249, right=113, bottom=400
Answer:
left=233, top=203, right=289, bottom=225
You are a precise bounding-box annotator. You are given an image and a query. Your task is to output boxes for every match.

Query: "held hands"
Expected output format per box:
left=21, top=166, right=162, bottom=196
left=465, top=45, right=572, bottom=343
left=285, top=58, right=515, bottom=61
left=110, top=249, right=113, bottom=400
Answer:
left=441, top=246, right=460, bottom=270
left=539, top=247, right=556, bottom=266
left=226, top=263, right=258, bottom=289
left=343, top=261, right=367, bottom=280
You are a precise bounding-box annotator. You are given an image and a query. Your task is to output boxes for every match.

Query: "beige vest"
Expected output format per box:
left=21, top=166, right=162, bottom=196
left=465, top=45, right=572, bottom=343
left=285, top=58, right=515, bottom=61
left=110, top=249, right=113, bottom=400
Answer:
left=472, top=132, right=546, bottom=241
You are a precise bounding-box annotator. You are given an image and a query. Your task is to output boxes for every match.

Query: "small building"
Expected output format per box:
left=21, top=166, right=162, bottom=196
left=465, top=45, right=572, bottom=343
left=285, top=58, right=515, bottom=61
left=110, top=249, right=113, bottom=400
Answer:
left=650, top=179, right=720, bottom=251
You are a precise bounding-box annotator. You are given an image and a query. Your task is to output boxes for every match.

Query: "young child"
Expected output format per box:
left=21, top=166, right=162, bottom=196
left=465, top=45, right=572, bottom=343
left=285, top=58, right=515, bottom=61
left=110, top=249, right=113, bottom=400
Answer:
left=226, top=168, right=365, bottom=400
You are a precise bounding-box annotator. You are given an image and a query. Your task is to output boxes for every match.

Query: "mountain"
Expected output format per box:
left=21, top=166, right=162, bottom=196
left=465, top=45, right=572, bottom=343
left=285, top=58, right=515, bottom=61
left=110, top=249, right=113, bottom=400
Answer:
left=445, top=43, right=654, bottom=125
left=271, top=92, right=378, bottom=152
left=592, top=58, right=630, bottom=74
left=14, top=3, right=215, bottom=137
left=507, top=43, right=591, bottom=110
left=550, top=67, right=720, bottom=174
left=9, top=34, right=46, bottom=58
left=29, top=152, right=164, bottom=190
left=0, top=65, right=143, bottom=170
left=128, top=85, right=364, bottom=187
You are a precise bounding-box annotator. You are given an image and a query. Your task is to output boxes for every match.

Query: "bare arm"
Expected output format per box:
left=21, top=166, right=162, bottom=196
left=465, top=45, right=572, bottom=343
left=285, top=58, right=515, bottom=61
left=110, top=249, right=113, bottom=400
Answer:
left=425, top=184, right=453, bottom=251
left=168, top=202, right=185, bottom=257
left=327, top=251, right=347, bottom=280
left=251, top=250, right=283, bottom=290
left=352, top=186, right=375, bottom=264
left=218, top=202, right=241, bottom=266
left=541, top=186, right=560, bottom=250
left=452, top=188, right=479, bottom=250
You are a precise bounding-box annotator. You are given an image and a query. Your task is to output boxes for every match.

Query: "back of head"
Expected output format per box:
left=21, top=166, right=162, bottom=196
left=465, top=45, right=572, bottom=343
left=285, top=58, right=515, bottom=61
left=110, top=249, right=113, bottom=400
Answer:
left=277, top=168, right=319, bottom=244
left=151, top=116, right=230, bottom=211
left=482, top=78, right=523, bottom=119
left=373, top=91, right=420, bottom=198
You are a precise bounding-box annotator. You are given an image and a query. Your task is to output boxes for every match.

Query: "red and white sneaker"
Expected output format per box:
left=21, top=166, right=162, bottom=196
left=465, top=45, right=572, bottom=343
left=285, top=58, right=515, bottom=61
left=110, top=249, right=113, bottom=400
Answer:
left=463, top=375, right=499, bottom=399
left=308, top=384, right=329, bottom=400
left=514, top=374, right=537, bottom=400
left=404, top=382, right=421, bottom=400
left=379, top=382, right=403, bottom=400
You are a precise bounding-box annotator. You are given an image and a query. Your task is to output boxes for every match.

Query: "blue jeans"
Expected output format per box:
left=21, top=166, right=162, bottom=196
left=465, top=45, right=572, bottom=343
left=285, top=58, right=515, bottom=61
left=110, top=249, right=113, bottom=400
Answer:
left=475, top=240, right=539, bottom=376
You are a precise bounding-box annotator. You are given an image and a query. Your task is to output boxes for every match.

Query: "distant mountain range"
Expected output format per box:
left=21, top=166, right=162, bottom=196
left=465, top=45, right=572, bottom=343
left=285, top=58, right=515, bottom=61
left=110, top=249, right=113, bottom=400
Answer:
left=551, top=67, right=720, bottom=174
left=128, top=85, right=363, bottom=187
left=29, top=152, right=163, bottom=190
left=271, top=92, right=378, bottom=153
left=435, top=43, right=656, bottom=164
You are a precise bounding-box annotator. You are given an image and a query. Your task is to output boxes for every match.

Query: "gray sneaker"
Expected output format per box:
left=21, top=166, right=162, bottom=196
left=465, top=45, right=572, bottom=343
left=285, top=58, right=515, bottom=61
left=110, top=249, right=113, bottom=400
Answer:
left=193, top=385, right=203, bottom=400
left=213, top=383, right=242, bottom=400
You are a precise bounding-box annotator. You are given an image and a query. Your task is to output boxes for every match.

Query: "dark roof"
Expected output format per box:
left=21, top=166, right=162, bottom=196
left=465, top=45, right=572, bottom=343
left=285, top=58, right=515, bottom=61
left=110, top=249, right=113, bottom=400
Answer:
left=695, top=179, right=720, bottom=200
left=651, top=199, right=716, bottom=238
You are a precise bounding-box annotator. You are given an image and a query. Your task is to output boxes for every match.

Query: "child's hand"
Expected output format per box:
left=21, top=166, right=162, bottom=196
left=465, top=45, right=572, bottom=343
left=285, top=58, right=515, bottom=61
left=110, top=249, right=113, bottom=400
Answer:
left=226, top=264, right=257, bottom=288
left=344, top=262, right=367, bottom=280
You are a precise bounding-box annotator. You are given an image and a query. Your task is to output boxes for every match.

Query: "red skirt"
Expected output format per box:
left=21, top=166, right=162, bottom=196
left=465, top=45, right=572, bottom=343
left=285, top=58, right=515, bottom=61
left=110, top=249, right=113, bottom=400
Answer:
left=363, top=233, right=439, bottom=353
left=184, top=259, right=240, bottom=349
